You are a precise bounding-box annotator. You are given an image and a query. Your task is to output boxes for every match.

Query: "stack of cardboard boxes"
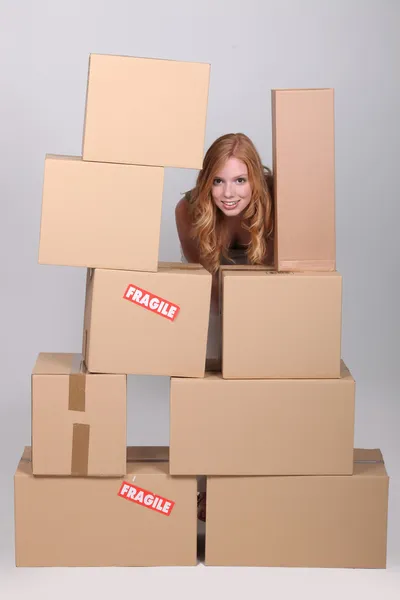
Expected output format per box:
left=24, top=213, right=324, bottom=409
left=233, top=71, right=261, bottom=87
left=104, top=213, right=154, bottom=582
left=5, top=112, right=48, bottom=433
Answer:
left=14, top=53, right=212, bottom=567
left=14, top=54, right=389, bottom=568
left=169, top=89, right=389, bottom=568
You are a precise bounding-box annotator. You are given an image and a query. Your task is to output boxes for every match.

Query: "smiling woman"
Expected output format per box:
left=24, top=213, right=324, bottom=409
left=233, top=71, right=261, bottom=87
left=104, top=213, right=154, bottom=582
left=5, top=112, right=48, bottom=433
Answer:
left=175, top=132, right=274, bottom=279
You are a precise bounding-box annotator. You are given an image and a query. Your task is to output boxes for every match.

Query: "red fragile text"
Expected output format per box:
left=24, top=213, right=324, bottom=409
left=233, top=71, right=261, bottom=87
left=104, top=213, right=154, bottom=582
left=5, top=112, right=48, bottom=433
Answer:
left=118, top=481, right=175, bottom=516
left=123, top=284, right=180, bottom=322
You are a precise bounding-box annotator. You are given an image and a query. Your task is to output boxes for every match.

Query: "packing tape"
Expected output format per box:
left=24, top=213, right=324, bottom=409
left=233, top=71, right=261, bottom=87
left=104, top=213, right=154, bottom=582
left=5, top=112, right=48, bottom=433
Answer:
left=354, top=460, right=384, bottom=464
left=69, top=355, right=89, bottom=475
left=71, top=423, right=90, bottom=476
left=68, top=355, right=86, bottom=412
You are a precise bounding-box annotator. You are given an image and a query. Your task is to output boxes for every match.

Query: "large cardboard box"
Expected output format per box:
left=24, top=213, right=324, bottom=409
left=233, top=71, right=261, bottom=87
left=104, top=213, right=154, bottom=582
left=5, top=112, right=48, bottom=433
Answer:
left=170, top=361, right=355, bottom=475
left=38, top=155, right=164, bottom=271
left=82, top=53, right=210, bottom=169
left=32, top=353, right=126, bottom=476
left=205, top=449, right=389, bottom=568
left=272, top=88, right=336, bottom=272
left=222, top=269, right=342, bottom=379
left=15, top=446, right=197, bottom=567
left=83, top=263, right=212, bottom=376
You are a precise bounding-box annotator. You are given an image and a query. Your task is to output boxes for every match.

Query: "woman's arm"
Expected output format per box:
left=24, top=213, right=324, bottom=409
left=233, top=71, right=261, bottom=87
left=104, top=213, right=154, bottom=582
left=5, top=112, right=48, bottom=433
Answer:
left=175, top=197, right=219, bottom=312
left=175, top=197, right=200, bottom=263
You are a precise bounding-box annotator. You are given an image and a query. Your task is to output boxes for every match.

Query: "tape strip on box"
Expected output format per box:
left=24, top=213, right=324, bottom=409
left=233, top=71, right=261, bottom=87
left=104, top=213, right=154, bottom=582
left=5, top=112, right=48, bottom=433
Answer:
left=69, top=355, right=90, bottom=475
left=71, top=423, right=90, bottom=476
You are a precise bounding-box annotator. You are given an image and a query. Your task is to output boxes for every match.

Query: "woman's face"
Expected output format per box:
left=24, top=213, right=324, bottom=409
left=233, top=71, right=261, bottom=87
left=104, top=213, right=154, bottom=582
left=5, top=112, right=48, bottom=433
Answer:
left=211, top=157, right=252, bottom=217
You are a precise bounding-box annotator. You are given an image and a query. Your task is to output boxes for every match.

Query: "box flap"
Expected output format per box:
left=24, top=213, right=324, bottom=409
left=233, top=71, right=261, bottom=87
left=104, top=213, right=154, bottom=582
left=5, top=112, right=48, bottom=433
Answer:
left=45, top=154, right=81, bottom=162
left=222, top=270, right=341, bottom=279
left=14, top=447, right=33, bottom=477
left=32, top=353, right=85, bottom=375
left=354, top=448, right=383, bottom=463
left=126, top=446, right=170, bottom=475
left=339, top=360, right=353, bottom=380
left=219, top=264, right=275, bottom=273
left=272, top=88, right=333, bottom=93
left=353, top=449, right=388, bottom=477
left=126, top=446, right=169, bottom=463
left=157, top=261, right=209, bottom=275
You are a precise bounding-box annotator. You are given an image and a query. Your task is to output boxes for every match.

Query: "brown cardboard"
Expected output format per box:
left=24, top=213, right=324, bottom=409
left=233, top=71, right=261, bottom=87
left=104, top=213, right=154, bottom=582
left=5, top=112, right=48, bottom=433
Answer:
left=170, top=361, right=355, bottom=475
left=82, top=53, right=210, bottom=169
left=83, top=263, right=212, bottom=376
left=31, top=353, right=126, bottom=476
left=222, top=269, right=342, bottom=379
left=217, top=264, right=275, bottom=315
left=15, top=446, right=197, bottom=567
left=38, top=155, right=164, bottom=271
left=205, top=449, right=389, bottom=568
left=272, top=89, right=336, bottom=271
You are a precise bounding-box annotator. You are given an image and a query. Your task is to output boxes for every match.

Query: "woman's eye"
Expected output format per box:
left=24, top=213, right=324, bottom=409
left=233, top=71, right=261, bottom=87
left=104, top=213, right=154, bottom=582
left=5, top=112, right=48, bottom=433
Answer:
left=213, top=178, right=222, bottom=185
left=236, top=178, right=246, bottom=184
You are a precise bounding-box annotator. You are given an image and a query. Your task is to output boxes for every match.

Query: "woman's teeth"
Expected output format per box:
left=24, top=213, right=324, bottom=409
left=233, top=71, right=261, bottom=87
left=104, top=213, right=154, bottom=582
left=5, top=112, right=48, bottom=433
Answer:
left=222, top=200, right=239, bottom=207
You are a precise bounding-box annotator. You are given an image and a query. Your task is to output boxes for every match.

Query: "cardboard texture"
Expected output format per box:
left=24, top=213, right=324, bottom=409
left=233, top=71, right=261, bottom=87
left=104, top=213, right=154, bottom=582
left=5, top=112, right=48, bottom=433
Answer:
left=83, top=263, right=212, bottom=376
left=169, top=361, right=355, bottom=475
left=38, top=155, right=164, bottom=271
left=205, top=449, right=389, bottom=568
left=31, top=353, right=126, bottom=476
left=15, top=446, right=197, bottom=567
left=222, top=269, right=342, bottom=379
left=82, top=53, right=210, bottom=169
left=272, top=89, right=336, bottom=272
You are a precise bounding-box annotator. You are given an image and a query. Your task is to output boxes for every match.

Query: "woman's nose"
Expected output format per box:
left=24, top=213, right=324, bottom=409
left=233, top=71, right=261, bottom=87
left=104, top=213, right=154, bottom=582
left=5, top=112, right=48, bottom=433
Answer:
left=224, top=183, right=234, bottom=198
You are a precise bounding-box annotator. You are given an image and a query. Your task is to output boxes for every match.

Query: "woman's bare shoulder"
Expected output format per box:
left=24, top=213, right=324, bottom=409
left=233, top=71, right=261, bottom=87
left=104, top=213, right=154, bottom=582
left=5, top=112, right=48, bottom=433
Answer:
left=175, top=195, right=192, bottom=230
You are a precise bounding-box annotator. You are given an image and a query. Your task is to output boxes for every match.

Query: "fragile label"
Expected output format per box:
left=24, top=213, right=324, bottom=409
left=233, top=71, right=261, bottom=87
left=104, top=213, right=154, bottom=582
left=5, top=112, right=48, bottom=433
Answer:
left=123, top=284, right=180, bottom=322
left=118, top=481, right=175, bottom=516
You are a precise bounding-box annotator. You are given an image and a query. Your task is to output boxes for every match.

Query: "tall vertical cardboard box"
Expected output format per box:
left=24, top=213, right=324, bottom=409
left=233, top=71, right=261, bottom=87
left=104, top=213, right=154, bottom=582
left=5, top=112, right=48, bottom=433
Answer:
left=83, top=263, right=212, bottom=376
left=222, top=269, right=342, bottom=379
left=205, top=449, right=389, bottom=568
left=32, top=353, right=126, bottom=476
left=15, top=447, right=197, bottom=566
left=82, top=53, right=210, bottom=169
left=38, top=155, right=164, bottom=271
left=272, top=88, right=336, bottom=271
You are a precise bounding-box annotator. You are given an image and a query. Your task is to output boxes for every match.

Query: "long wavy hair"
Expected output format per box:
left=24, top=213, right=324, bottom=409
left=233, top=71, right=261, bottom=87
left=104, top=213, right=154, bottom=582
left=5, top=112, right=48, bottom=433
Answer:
left=186, top=133, right=274, bottom=273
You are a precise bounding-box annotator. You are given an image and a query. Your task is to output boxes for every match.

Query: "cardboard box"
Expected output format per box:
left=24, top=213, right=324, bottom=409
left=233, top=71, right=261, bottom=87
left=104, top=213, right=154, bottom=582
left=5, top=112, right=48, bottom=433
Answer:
left=15, top=446, right=197, bottom=567
left=82, top=53, right=210, bottom=169
left=38, top=155, right=164, bottom=271
left=32, top=353, right=126, bottom=476
left=205, top=449, right=389, bottom=568
left=222, top=269, right=342, bottom=379
left=83, top=263, right=212, bottom=376
left=272, top=88, right=336, bottom=271
left=170, top=360, right=355, bottom=475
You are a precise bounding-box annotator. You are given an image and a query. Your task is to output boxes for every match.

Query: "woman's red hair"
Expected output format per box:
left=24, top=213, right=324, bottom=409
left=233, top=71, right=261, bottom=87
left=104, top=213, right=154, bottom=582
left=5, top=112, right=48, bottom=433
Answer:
left=186, top=133, right=274, bottom=273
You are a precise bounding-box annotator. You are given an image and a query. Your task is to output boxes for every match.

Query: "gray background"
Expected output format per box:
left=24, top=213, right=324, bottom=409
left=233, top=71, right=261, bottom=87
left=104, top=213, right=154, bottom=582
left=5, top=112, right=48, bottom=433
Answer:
left=1, top=0, right=399, bottom=598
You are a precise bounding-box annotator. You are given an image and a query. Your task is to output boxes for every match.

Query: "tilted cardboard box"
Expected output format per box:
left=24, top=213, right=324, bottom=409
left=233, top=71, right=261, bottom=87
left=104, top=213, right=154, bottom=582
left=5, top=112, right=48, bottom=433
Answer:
left=272, top=88, right=336, bottom=272
left=170, top=360, right=355, bottom=475
left=205, top=449, right=389, bottom=568
left=38, top=155, right=164, bottom=271
left=83, top=263, right=212, bottom=376
left=32, top=353, right=126, bottom=476
left=222, top=269, right=342, bottom=379
left=82, top=53, right=210, bottom=169
left=14, top=446, right=197, bottom=567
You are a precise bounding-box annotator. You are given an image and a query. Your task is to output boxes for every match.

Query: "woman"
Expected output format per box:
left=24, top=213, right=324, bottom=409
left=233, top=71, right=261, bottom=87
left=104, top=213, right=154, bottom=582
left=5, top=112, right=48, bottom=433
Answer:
left=175, top=132, right=275, bottom=522
left=176, top=132, right=274, bottom=304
